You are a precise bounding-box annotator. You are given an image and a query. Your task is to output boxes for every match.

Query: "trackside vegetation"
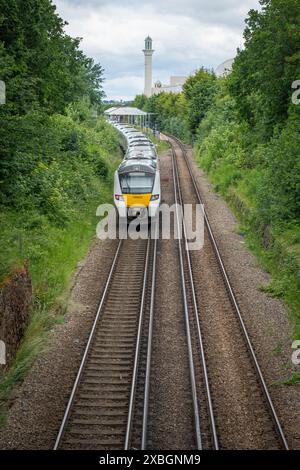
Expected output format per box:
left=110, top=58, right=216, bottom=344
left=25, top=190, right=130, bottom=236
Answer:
left=133, top=0, right=300, bottom=339
left=0, top=0, right=121, bottom=416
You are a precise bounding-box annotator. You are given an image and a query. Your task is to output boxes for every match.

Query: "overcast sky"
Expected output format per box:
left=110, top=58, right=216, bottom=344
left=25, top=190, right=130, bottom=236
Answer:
left=54, top=0, right=261, bottom=101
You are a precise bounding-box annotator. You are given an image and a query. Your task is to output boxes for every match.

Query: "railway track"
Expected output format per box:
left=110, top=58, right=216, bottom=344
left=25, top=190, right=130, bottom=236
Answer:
left=166, top=133, right=289, bottom=450
left=169, top=140, right=217, bottom=450
left=54, top=234, right=157, bottom=450
left=54, top=132, right=288, bottom=450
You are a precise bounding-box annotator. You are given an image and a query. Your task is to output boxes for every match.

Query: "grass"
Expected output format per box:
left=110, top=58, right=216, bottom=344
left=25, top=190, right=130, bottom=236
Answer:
left=148, top=132, right=170, bottom=154
left=243, top=226, right=300, bottom=339
left=197, top=151, right=300, bottom=342
left=282, top=373, right=300, bottom=386
left=273, top=372, right=300, bottom=387
left=272, top=342, right=284, bottom=356
left=0, top=114, right=122, bottom=423
left=0, top=182, right=116, bottom=423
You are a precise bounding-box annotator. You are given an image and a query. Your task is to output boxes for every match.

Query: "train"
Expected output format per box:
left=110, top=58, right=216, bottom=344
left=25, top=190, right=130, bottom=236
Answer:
left=111, top=122, right=161, bottom=220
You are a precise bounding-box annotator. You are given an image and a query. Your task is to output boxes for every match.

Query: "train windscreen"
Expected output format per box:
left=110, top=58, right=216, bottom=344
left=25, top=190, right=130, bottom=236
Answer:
left=119, top=172, right=154, bottom=194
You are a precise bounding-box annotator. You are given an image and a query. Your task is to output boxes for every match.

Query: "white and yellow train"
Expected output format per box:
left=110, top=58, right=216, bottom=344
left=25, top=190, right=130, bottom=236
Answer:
left=111, top=123, right=161, bottom=220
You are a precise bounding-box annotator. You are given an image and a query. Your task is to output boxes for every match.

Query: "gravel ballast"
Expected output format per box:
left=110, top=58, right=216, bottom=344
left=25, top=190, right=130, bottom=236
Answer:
left=149, top=149, right=195, bottom=449
left=184, top=144, right=300, bottom=449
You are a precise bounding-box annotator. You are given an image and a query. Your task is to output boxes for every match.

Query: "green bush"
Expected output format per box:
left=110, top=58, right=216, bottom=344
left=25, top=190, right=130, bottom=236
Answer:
left=256, top=114, right=300, bottom=224
left=195, top=72, right=300, bottom=339
left=0, top=0, right=123, bottom=417
left=0, top=114, right=119, bottom=278
left=0, top=112, right=114, bottom=225
left=161, top=116, right=190, bottom=142
left=0, top=113, right=120, bottom=412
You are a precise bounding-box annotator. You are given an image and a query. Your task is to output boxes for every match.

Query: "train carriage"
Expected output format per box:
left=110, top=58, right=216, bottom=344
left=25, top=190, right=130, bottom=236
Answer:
left=112, top=122, right=161, bottom=220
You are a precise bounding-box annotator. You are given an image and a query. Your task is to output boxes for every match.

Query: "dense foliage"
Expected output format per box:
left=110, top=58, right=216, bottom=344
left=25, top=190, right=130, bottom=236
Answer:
left=132, top=67, right=217, bottom=141
left=0, top=0, right=107, bottom=214
left=0, top=1, right=122, bottom=400
left=229, top=0, right=300, bottom=138
left=182, top=68, right=217, bottom=136
left=0, top=1, right=121, bottom=280
left=0, top=0, right=120, bottom=225
left=132, top=92, right=189, bottom=140
left=0, top=0, right=103, bottom=115
left=197, top=0, right=300, bottom=227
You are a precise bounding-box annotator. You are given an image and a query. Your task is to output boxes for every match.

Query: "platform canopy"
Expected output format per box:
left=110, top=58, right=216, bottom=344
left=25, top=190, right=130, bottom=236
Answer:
left=104, top=106, right=119, bottom=114
left=105, top=106, right=147, bottom=117
left=104, top=106, right=150, bottom=125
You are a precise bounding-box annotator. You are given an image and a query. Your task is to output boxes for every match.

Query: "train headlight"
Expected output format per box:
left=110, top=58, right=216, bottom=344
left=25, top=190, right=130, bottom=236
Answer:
left=115, top=194, right=124, bottom=201
left=150, top=194, right=159, bottom=201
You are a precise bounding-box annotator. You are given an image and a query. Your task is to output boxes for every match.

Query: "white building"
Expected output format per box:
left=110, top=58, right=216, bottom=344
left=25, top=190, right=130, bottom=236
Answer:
left=143, top=36, right=187, bottom=96
left=215, top=59, right=234, bottom=78
left=143, top=36, right=154, bottom=97
left=152, top=76, right=187, bottom=95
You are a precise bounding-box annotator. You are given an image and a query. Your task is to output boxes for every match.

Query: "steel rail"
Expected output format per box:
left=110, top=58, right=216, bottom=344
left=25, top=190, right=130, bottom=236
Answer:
left=171, top=141, right=203, bottom=449
left=141, top=223, right=158, bottom=450
left=168, top=134, right=289, bottom=451
left=124, top=236, right=151, bottom=450
left=171, top=142, right=219, bottom=450
left=53, top=239, right=123, bottom=450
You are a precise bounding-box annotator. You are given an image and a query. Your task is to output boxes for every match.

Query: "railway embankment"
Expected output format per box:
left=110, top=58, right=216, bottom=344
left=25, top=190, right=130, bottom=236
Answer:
left=0, top=265, right=32, bottom=368
left=0, top=116, right=121, bottom=425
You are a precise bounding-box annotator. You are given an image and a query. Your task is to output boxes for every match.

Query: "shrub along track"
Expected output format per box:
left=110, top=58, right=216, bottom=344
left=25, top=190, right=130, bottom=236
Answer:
left=164, top=134, right=289, bottom=450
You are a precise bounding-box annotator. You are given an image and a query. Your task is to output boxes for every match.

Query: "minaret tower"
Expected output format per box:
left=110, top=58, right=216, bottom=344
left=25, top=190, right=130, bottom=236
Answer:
left=143, top=36, right=154, bottom=97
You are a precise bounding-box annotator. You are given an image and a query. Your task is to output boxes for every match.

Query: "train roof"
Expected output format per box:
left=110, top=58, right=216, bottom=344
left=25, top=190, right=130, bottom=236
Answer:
left=128, top=146, right=157, bottom=155
left=129, top=140, right=154, bottom=147
left=118, top=159, right=156, bottom=175
left=126, top=151, right=156, bottom=159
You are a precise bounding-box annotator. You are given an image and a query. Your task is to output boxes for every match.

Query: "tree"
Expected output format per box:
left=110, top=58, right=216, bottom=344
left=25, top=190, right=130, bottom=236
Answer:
left=183, top=68, right=217, bottom=136
left=0, top=0, right=104, bottom=116
left=0, top=0, right=105, bottom=204
left=229, top=0, right=300, bottom=139
left=131, top=94, right=148, bottom=110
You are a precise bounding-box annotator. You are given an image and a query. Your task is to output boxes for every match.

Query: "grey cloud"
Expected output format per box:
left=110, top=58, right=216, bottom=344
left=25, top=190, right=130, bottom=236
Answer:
left=54, top=0, right=261, bottom=99
left=57, top=0, right=260, bottom=28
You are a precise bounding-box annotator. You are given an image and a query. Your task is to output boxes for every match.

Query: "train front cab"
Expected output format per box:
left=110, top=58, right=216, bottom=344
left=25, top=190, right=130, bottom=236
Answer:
left=114, top=163, right=160, bottom=221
